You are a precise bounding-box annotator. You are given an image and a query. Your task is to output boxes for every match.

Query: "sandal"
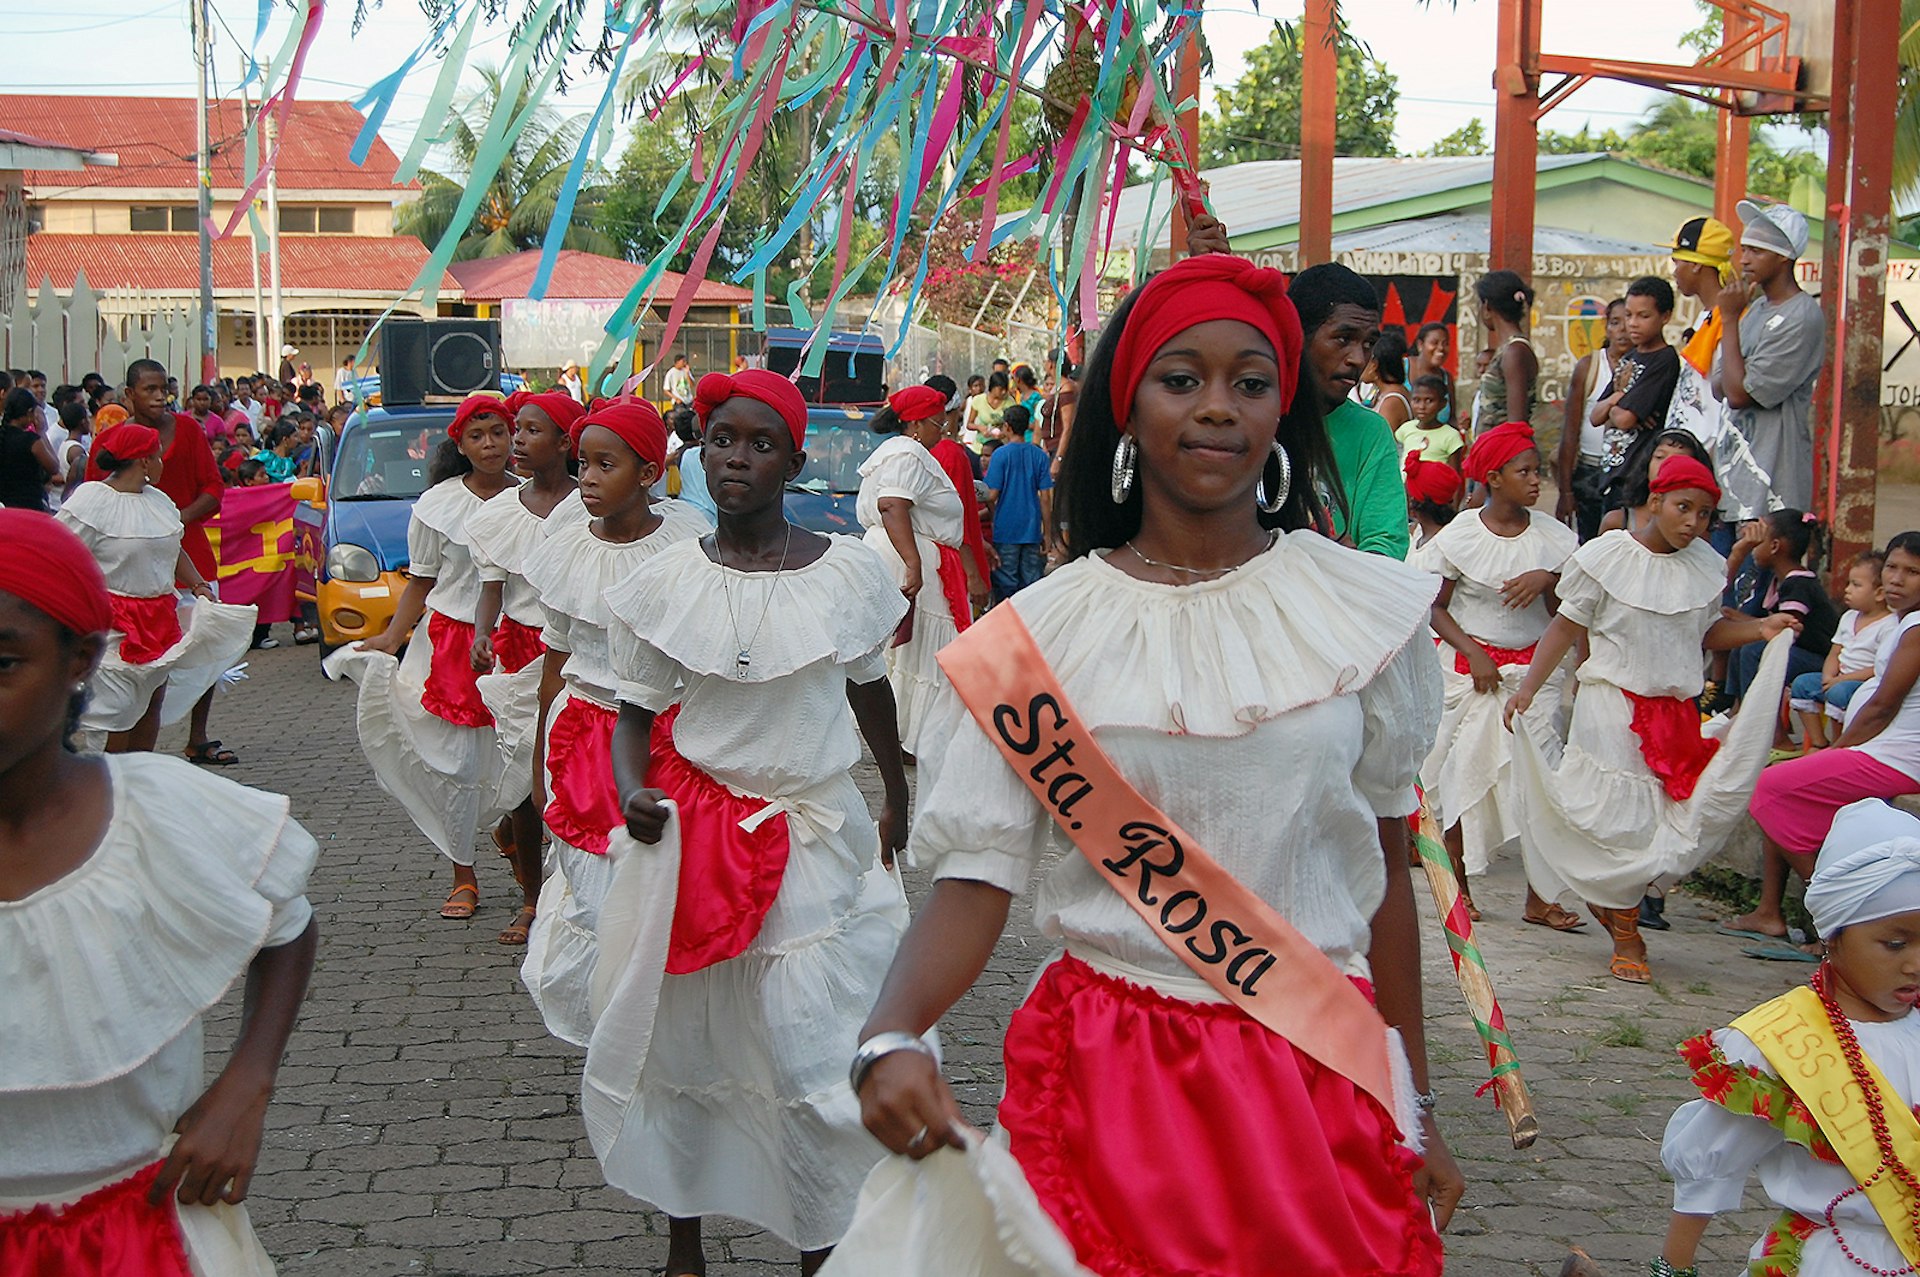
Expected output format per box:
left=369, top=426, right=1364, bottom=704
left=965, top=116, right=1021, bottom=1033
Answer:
left=1608, top=953, right=1653, bottom=984
left=497, top=905, right=537, bottom=946
left=439, top=883, right=479, bottom=919
left=492, top=823, right=514, bottom=860
left=1462, top=897, right=1482, bottom=922
left=1522, top=903, right=1588, bottom=932
left=183, top=740, right=239, bottom=766
left=294, top=625, right=321, bottom=645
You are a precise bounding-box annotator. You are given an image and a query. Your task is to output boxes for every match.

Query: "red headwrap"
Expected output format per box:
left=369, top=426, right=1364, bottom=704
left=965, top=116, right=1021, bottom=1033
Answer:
left=693, top=370, right=809, bottom=449
left=888, top=385, right=948, bottom=425
left=516, top=391, right=587, bottom=441
left=93, top=422, right=162, bottom=464
left=447, top=394, right=513, bottom=442
left=0, top=509, right=113, bottom=636
left=1108, top=254, right=1305, bottom=428
left=574, top=397, right=668, bottom=471
left=1404, top=453, right=1463, bottom=507
left=1462, top=421, right=1538, bottom=484
left=1649, top=454, right=1722, bottom=503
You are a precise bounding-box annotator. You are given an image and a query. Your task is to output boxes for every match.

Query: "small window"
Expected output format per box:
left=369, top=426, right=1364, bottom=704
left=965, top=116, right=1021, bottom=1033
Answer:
left=170, top=206, right=199, bottom=231
left=129, top=205, right=172, bottom=231
left=316, top=207, right=355, bottom=234
left=278, top=206, right=317, bottom=233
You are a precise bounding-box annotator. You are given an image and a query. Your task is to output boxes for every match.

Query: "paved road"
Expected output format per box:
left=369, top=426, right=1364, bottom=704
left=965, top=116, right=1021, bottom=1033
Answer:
left=174, top=637, right=1807, bottom=1276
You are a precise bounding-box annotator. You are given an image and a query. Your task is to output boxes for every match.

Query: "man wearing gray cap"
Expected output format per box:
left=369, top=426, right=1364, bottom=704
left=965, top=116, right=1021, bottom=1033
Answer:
left=1706, top=199, right=1825, bottom=521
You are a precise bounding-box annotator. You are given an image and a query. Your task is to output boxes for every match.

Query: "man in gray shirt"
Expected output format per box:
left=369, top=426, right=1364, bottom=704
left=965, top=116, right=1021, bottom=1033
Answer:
left=1708, top=200, right=1825, bottom=520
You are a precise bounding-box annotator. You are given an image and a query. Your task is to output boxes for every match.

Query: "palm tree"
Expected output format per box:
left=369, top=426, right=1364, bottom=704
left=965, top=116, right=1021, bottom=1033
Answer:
left=397, top=64, right=621, bottom=261
left=1896, top=0, right=1920, bottom=205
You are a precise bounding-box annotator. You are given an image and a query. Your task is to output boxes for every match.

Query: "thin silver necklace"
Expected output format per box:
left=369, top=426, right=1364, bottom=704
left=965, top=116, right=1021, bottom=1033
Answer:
left=1123, top=531, right=1276, bottom=578
left=716, top=521, right=793, bottom=675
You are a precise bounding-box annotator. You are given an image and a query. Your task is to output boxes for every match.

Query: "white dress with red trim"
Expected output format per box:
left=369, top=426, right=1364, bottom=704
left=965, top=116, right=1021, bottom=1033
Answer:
left=856, top=434, right=967, bottom=757
left=1507, top=530, right=1795, bottom=910
left=0, top=755, right=317, bottom=1275
left=850, top=533, right=1446, bottom=1277
left=516, top=501, right=711, bottom=1046
left=1663, top=1013, right=1920, bottom=1275
left=592, top=534, right=911, bottom=1250
left=55, top=482, right=255, bottom=750
left=323, top=478, right=507, bottom=866
left=1418, top=508, right=1579, bottom=876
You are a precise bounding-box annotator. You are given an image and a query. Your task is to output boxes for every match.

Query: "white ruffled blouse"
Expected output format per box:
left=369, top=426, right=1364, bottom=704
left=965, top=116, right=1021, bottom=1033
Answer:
left=0, top=755, right=317, bottom=1199
left=606, top=535, right=908, bottom=796
left=1556, top=530, right=1725, bottom=698
left=464, top=485, right=588, bottom=627
left=856, top=435, right=965, bottom=549
left=55, top=483, right=183, bottom=598
left=407, top=479, right=489, bottom=623
left=912, top=532, right=1443, bottom=980
left=1427, top=509, right=1579, bottom=648
left=526, top=501, right=711, bottom=704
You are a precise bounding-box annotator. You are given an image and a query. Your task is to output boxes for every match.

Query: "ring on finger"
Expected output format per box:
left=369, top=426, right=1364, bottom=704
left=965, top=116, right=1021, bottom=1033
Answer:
left=908, top=1126, right=929, bottom=1150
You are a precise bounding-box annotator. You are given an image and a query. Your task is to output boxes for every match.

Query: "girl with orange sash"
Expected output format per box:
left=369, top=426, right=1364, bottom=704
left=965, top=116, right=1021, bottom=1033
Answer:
left=325, top=396, right=520, bottom=923
left=594, top=369, right=911, bottom=1276
left=467, top=391, right=590, bottom=946
left=1504, top=455, right=1797, bottom=985
left=517, top=397, right=708, bottom=1045
left=55, top=423, right=254, bottom=754
left=1660, top=799, right=1920, bottom=1277
left=834, top=254, right=1461, bottom=1276
left=0, top=511, right=317, bottom=1276
left=857, top=386, right=972, bottom=759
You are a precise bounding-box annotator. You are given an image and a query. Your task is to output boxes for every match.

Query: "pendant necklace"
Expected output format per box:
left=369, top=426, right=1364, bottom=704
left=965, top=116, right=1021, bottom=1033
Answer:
left=717, top=521, right=794, bottom=675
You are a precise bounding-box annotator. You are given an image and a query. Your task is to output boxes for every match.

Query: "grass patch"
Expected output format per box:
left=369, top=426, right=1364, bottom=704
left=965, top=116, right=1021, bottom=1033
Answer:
left=1678, top=864, right=1815, bottom=935
left=1601, top=1092, right=1642, bottom=1117
left=1686, top=981, right=1714, bottom=996
left=1596, top=1016, right=1648, bottom=1049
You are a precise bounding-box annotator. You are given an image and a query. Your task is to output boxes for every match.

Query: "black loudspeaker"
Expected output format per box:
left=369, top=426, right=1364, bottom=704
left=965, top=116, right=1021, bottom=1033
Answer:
left=378, top=319, right=501, bottom=403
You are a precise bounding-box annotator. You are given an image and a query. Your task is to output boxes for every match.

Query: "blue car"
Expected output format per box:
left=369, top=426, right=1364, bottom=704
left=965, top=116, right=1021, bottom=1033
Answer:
left=785, top=405, right=882, bottom=533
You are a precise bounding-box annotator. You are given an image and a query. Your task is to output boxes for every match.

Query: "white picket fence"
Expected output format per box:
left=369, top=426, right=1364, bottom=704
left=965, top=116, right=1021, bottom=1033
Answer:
left=0, top=274, right=202, bottom=386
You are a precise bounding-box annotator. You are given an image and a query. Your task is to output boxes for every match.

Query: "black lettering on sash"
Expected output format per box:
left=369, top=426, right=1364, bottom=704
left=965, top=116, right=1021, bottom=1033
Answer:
left=1160, top=890, right=1206, bottom=933
left=1187, top=918, right=1248, bottom=964
left=1028, top=738, right=1076, bottom=782
left=1227, top=947, right=1275, bottom=995
left=1047, top=775, right=1092, bottom=815
left=1102, top=821, right=1184, bottom=906
left=994, top=693, right=1066, bottom=756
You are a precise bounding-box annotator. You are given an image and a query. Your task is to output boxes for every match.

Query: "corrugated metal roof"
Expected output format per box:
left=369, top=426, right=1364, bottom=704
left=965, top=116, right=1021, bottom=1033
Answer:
left=25, top=232, right=438, bottom=294
left=1330, top=212, right=1662, bottom=257
left=447, top=249, right=753, bottom=306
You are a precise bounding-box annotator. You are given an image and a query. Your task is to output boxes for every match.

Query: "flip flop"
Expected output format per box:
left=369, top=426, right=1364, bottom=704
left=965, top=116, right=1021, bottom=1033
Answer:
left=438, top=883, right=479, bottom=920
left=1743, top=943, right=1821, bottom=963
left=1609, top=953, right=1653, bottom=984
left=1715, top=925, right=1787, bottom=942
left=1523, top=905, right=1588, bottom=932
left=183, top=740, right=239, bottom=766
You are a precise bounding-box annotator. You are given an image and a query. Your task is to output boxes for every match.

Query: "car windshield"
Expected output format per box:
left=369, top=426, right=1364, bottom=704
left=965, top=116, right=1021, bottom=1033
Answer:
left=333, top=420, right=445, bottom=499
left=789, top=426, right=881, bottom=495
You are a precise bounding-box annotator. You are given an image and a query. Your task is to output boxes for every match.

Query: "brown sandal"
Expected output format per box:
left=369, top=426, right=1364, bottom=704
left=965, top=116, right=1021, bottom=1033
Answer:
left=438, top=882, right=479, bottom=919
left=1609, top=953, right=1653, bottom=984
left=1522, top=903, right=1588, bottom=932
left=497, top=905, right=536, bottom=946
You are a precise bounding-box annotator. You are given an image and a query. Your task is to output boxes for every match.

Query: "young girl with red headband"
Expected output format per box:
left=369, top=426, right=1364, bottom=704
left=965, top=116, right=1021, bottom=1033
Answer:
left=325, top=395, right=522, bottom=924
left=591, top=369, right=912, bottom=1276
left=1420, top=422, right=1581, bottom=929
left=56, top=423, right=254, bottom=753
left=466, top=391, right=590, bottom=946
left=832, top=253, right=1462, bottom=1275
left=1504, top=454, right=1799, bottom=984
left=0, top=510, right=317, bottom=1276
left=516, top=397, right=709, bottom=1045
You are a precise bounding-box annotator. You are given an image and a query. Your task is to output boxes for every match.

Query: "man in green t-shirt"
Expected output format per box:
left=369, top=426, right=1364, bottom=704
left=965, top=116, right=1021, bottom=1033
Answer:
left=1286, top=264, right=1409, bottom=559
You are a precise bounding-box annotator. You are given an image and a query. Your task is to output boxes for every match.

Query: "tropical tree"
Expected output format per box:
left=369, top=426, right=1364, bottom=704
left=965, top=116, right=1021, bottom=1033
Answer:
left=396, top=64, right=620, bottom=260
left=1198, top=27, right=1398, bottom=167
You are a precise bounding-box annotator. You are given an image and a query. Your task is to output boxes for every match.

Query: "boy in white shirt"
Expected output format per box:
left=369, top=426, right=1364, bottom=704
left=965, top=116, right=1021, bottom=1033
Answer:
left=1790, top=550, right=1894, bottom=751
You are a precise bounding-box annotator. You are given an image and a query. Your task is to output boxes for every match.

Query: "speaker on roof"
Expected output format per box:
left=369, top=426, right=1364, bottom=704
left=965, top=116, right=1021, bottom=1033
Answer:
left=378, top=319, right=502, bottom=404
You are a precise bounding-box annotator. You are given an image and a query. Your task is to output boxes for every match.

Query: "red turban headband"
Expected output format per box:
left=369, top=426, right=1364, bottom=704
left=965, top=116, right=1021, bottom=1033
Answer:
left=1108, top=254, right=1305, bottom=429
left=1650, top=454, right=1721, bottom=503
left=0, top=509, right=113, bottom=636
left=888, top=385, right=948, bottom=425
left=447, top=394, right=513, bottom=442
left=574, top=397, right=668, bottom=471
left=93, top=422, right=162, bottom=463
left=517, top=391, right=587, bottom=440
left=694, top=370, right=809, bottom=449
left=1462, top=421, right=1538, bottom=484
left=1404, top=453, right=1463, bottom=507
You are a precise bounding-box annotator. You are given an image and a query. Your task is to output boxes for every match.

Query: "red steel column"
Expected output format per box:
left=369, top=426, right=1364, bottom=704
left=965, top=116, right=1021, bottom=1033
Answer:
left=1489, top=0, right=1541, bottom=274
left=1298, top=0, right=1337, bottom=266
left=1713, top=10, right=1751, bottom=228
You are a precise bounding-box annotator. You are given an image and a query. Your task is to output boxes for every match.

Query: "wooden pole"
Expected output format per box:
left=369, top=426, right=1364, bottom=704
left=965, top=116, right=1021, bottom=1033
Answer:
left=1298, top=0, right=1337, bottom=266
left=1712, top=9, right=1751, bottom=228
left=1170, top=6, right=1202, bottom=259
left=1489, top=0, right=1541, bottom=275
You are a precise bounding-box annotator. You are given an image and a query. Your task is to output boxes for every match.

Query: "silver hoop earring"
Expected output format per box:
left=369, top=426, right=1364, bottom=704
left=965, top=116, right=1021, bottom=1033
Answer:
left=1256, top=440, right=1291, bottom=514
left=1111, top=434, right=1138, bottom=504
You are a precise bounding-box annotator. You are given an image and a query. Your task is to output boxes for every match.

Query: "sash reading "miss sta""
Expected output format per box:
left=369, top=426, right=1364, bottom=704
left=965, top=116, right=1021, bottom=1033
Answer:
left=938, top=605, right=1402, bottom=1129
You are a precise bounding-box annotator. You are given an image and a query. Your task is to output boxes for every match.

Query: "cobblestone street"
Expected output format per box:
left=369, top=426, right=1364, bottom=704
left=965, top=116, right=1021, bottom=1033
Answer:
left=176, top=637, right=1811, bottom=1276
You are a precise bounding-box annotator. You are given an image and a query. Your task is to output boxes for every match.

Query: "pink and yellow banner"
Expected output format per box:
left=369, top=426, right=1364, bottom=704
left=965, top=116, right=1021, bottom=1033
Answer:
left=205, top=483, right=317, bottom=624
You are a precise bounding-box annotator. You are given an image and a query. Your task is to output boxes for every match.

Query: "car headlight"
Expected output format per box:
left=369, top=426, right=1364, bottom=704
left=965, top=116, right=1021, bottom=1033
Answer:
left=325, top=543, right=382, bottom=583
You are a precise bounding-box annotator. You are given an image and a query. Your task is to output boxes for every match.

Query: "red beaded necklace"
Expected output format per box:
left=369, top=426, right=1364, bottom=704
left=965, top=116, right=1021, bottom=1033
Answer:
left=1814, top=960, right=1920, bottom=1274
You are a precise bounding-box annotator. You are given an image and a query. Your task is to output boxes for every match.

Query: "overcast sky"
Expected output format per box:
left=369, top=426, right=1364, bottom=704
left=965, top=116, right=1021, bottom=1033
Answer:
left=13, top=0, right=1760, bottom=161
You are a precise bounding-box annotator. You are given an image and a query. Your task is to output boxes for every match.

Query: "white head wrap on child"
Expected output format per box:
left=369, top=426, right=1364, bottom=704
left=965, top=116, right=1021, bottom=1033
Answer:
left=1806, top=800, right=1920, bottom=934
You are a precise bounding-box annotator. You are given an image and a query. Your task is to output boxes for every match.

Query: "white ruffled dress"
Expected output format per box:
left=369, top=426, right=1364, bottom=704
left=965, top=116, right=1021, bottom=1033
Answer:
left=55, top=483, right=256, bottom=751
left=323, top=478, right=505, bottom=866
left=467, top=485, right=589, bottom=807
left=856, top=434, right=965, bottom=756
left=588, top=534, right=911, bottom=1250
left=0, top=754, right=317, bottom=1273
left=1419, top=508, right=1579, bottom=876
left=517, top=501, right=711, bottom=1047
left=1508, top=530, right=1795, bottom=910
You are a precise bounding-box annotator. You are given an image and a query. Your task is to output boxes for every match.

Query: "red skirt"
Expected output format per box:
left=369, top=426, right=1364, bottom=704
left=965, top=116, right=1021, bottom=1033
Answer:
left=0, top=1162, right=193, bottom=1277
left=999, top=954, right=1442, bottom=1277
left=420, top=612, right=493, bottom=728
left=109, top=593, right=182, bottom=666
left=646, top=705, right=792, bottom=975
left=493, top=616, right=546, bottom=674
left=1624, top=691, right=1720, bottom=801
left=543, top=695, right=621, bottom=855
left=936, top=543, right=972, bottom=633
left=1453, top=639, right=1536, bottom=677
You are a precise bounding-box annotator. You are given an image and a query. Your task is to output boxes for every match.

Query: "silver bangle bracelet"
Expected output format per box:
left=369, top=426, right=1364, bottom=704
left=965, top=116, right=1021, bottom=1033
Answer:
left=849, top=1031, right=937, bottom=1096
left=1414, top=1089, right=1437, bottom=1112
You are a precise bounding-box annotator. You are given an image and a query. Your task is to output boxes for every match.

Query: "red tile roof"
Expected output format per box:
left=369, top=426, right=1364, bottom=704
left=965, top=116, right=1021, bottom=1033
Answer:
left=25, top=233, right=438, bottom=295
left=8, top=96, right=409, bottom=194
left=446, top=249, right=753, bottom=307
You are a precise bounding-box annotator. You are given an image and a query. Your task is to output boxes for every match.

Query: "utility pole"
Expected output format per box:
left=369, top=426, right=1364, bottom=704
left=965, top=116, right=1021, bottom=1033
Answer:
left=241, top=57, right=266, bottom=377
left=192, top=0, right=218, bottom=384
left=266, top=111, right=284, bottom=375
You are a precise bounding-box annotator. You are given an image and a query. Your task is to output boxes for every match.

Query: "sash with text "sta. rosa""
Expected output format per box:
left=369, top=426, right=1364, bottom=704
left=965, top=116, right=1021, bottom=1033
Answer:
left=937, top=604, right=1401, bottom=1127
